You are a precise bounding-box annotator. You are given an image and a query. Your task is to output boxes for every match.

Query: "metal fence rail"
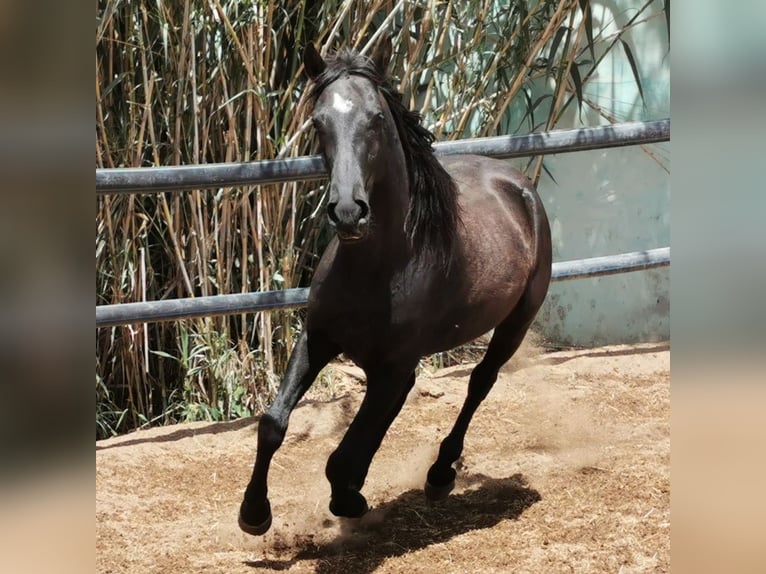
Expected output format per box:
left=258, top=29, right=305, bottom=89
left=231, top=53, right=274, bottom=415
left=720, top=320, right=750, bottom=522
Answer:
left=96, top=248, right=670, bottom=328
left=96, top=119, right=669, bottom=195
left=96, top=119, right=671, bottom=328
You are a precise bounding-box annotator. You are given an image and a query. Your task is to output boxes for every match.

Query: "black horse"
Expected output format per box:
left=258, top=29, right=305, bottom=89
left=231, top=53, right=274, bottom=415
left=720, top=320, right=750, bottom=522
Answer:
left=239, top=43, right=552, bottom=535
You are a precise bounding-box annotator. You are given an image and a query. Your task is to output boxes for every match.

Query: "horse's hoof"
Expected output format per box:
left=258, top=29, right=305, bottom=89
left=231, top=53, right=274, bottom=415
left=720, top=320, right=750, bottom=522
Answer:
left=424, top=478, right=455, bottom=501
left=329, top=490, right=369, bottom=518
left=238, top=500, right=272, bottom=536
left=238, top=511, right=272, bottom=536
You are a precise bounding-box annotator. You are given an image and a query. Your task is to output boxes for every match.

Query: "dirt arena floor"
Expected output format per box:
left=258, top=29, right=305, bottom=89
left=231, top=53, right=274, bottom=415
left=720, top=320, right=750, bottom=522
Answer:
left=96, top=342, right=669, bottom=573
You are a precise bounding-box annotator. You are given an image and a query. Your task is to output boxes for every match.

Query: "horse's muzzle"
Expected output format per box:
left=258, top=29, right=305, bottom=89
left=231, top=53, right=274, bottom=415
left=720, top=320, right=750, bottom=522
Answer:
left=328, top=198, right=369, bottom=241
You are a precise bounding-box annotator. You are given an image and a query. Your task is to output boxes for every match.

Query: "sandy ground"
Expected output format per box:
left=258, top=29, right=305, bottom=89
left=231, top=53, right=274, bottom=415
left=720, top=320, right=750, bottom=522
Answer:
left=96, top=342, right=669, bottom=573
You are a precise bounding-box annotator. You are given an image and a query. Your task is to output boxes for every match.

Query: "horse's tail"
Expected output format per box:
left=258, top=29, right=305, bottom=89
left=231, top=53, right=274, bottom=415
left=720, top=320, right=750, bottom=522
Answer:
left=520, top=183, right=553, bottom=293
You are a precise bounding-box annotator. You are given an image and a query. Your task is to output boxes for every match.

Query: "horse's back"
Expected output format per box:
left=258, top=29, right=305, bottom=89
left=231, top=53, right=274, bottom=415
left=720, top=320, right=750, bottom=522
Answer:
left=440, top=154, right=537, bottom=197
left=440, top=154, right=545, bottom=277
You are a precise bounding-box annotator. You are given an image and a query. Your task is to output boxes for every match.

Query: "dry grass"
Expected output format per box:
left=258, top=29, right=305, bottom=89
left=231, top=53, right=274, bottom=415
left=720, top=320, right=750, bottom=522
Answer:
left=95, top=344, right=670, bottom=573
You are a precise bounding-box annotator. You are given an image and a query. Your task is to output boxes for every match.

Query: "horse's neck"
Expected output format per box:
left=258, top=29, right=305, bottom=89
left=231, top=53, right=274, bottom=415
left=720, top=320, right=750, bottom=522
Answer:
left=370, top=144, right=411, bottom=257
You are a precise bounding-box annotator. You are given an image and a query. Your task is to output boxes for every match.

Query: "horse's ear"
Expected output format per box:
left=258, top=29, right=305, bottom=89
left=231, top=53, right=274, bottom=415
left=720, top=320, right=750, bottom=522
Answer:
left=371, top=36, right=392, bottom=76
left=303, top=43, right=326, bottom=80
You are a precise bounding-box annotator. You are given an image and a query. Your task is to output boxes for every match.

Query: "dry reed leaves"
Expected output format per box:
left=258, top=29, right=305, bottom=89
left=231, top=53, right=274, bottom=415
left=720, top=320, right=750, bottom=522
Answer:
left=96, top=1, right=669, bottom=437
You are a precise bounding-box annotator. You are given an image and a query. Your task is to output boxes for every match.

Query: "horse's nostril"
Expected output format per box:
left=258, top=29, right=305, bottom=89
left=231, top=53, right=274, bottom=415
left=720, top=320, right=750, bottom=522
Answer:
left=327, top=202, right=340, bottom=225
left=356, top=200, right=369, bottom=221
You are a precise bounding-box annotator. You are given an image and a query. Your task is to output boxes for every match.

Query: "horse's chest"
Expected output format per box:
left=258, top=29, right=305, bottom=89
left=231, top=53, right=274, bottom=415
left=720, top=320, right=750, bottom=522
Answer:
left=307, top=285, right=421, bottom=366
left=309, top=300, right=386, bottom=354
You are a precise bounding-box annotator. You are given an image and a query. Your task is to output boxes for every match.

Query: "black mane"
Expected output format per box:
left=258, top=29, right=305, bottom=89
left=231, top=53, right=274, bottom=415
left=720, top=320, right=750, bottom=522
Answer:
left=308, top=48, right=461, bottom=264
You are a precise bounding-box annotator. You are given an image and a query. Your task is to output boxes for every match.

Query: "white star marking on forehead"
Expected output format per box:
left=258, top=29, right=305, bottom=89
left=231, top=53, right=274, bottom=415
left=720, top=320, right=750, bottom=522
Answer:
left=332, top=92, right=354, bottom=114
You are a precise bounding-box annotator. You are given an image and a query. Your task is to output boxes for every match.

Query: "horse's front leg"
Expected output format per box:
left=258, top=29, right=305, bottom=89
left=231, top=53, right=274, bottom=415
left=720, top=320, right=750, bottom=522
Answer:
left=239, top=330, right=339, bottom=536
left=325, top=368, right=415, bottom=518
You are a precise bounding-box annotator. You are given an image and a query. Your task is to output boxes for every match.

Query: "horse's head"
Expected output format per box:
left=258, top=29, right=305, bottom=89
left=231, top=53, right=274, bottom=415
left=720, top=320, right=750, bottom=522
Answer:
left=303, top=43, right=395, bottom=243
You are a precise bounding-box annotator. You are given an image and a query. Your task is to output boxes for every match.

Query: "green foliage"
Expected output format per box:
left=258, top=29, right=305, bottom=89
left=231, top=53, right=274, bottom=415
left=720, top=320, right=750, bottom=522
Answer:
left=96, top=0, right=668, bottom=438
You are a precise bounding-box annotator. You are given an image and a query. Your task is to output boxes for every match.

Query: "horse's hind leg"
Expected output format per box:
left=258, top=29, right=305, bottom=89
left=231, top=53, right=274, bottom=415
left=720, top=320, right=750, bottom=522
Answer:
left=239, top=330, right=339, bottom=535
left=425, top=305, right=536, bottom=500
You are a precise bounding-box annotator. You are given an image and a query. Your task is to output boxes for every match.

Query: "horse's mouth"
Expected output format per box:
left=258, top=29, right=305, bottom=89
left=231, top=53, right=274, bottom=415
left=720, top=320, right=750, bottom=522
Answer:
left=337, top=230, right=365, bottom=242
left=336, top=219, right=368, bottom=242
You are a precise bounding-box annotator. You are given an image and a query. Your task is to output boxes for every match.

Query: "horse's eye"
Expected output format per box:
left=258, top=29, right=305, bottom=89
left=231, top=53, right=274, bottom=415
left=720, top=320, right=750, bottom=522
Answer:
left=311, top=116, right=324, bottom=132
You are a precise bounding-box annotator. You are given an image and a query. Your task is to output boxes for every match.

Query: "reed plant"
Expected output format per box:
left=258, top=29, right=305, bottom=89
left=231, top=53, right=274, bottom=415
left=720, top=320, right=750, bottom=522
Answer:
left=96, top=0, right=668, bottom=438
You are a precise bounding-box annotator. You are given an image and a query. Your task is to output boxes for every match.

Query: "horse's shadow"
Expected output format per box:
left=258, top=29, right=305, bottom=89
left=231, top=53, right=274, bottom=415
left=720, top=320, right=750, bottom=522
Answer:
left=245, top=472, right=541, bottom=574
left=95, top=394, right=356, bottom=451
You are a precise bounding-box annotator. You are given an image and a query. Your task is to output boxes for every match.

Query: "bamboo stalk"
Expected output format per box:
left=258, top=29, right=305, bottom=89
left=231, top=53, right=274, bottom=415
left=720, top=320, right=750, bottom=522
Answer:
left=96, top=0, right=668, bottom=436
left=532, top=5, right=585, bottom=184
left=489, top=0, right=573, bottom=133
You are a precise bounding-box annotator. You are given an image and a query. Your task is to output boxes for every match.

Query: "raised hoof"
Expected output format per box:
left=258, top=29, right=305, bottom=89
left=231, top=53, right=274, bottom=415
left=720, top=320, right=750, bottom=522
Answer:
left=238, top=500, right=272, bottom=536
left=329, top=491, right=369, bottom=518
left=424, top=478, right=455, bottom=501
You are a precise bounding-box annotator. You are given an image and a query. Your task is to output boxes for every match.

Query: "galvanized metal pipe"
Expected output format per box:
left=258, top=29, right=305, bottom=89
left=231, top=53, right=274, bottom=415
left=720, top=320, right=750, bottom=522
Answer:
left=96, top=247, right=669, bottom=327
left=96, top=119, right=669, bottom=195
left=96, top=288, right=311, bottom=329
left=551, top=247, right=670, bottom=281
